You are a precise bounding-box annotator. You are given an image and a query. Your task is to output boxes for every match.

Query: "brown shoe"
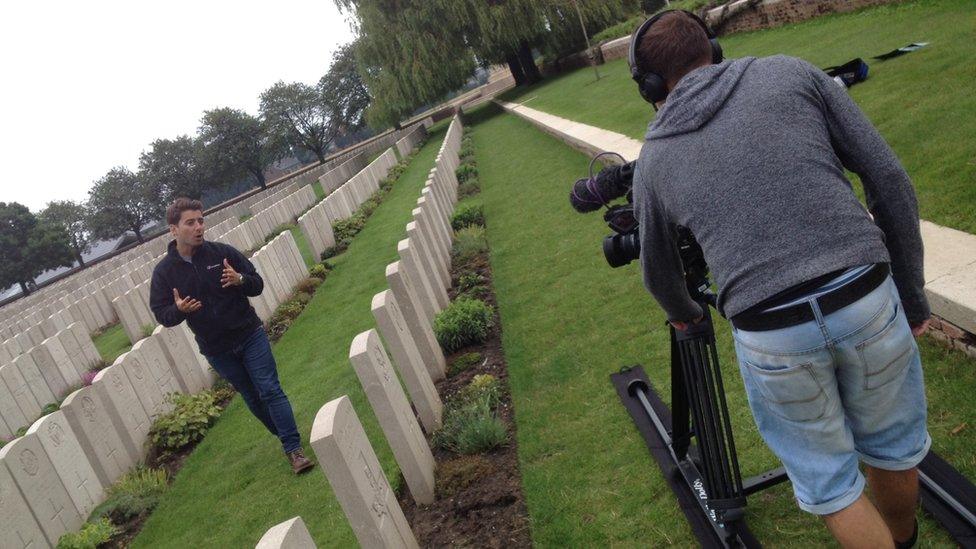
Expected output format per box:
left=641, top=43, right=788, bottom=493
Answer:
left=288, top=449, right=315, bottom=474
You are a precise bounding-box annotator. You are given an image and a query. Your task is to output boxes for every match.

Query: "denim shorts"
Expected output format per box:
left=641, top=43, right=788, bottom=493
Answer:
left=731, top=275, right=930, bottom=515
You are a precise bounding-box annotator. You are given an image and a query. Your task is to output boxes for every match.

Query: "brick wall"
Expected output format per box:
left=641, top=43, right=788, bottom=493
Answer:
left=708, top=0, right=905, bottom=35
left=927, top=315, right=976, bottom=360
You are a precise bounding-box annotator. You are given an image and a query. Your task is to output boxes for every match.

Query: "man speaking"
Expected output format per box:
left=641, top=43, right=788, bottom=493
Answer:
left=630, top=11, right=929, bottom=548
left=150, top=198, right=313, bottom=475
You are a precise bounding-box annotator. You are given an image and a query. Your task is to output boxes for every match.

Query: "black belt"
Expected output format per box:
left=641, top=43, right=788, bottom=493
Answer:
left=731, top=263, right=890, bottom=332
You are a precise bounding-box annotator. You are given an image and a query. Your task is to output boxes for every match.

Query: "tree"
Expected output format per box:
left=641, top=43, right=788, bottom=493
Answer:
left=40, top=200, right=92, bottom=267
left=336, top=0, right=638, bottom=126
left=0, top=202, right=74, bottom=295
left=139, top=135, right=208, bottom=201
left=260, top=43, right=371, bottom=164
left=198, top=108, right=278, bottom=189
left=87, top=166, right=165, bottom=243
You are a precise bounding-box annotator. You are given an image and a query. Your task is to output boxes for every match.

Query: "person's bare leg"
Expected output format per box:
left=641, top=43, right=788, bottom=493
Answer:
left=866, top=465, right=919, bottom=542
left=822, top=493, right=894, bottom=549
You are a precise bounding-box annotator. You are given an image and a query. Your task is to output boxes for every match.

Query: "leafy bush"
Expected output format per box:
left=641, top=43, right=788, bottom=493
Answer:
left=458, top=272, right=486, bottom=292
left=452, top=226, right=489, bottom=266
left=295, top=277, right=322, bottom=294
left=333, top=213, right=366, bottom=242
left=448, top=352, right=483, bottom=376
left=432, top=396, right=507, bottom=455
left=57, top=517, right=119, bottom=549
left=458, top=178, right=481, bottom=199
left=434, top=298, right=494, bottom=353
left=309, top=263, right=329, bottom=279
left=81, top=370, right=98, bottom=387
left=292, top=291, right=313, bottom=307
left=42, top=402, right=59, bottom=416
left=91, top=467, right=169, bottom=522
left=456, top=164, right=479, bottom=184
left=451, top=203, right=485, bottom=231
left=455, top=374, right=502, bottom=409
left=148, top=392, right=221, bottom=457
left=0, top=436, right=12, bottom=449
left=320, top=246, right=339, bottom=260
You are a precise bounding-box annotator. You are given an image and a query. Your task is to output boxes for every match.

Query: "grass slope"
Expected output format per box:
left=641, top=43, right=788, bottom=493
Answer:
left=93, top=323, right=132, bottom=365
left=499, top=0, right=976, bottom=233
left=131, top=128, right=446, bottom=548
left=468, top=104, right=973, bottom=546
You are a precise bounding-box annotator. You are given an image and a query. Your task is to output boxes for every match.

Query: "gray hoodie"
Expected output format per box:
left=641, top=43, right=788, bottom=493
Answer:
left=633, top=55, right=929, bottom=324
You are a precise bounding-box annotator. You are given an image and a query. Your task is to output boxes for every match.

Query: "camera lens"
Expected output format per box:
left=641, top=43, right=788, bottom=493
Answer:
left=603, top=232, right=641, bottom=268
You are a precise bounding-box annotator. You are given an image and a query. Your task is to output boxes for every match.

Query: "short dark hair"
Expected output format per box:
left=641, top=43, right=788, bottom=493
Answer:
left=636, top=11, right=712, bottom=85
left=166, top=197, right=204, bottom=226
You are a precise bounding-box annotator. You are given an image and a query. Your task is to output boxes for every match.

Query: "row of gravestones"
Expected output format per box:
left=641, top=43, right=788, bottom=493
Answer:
left=395, top=125, right=427, bottom=160
left=250, top=232, right=311, bottom=322
left=297, top=148, right=400, bottom=261
left=256, top=115, right=464, bottom=548
left=0, top=120, right=434, bottom=373
left=0, top=320, right=218, bottom=548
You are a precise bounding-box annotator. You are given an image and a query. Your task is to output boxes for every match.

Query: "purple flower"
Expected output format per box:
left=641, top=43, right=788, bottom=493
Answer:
left=81, top=370, right=98, bottom=387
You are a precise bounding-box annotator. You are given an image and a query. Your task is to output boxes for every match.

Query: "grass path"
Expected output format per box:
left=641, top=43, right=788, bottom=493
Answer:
left=93, top=323, right=132, bottom=365
left=468, top=104, right=974, bottom=546
left=499, top=0, right=976, bottom=233
left=132, top=128, right=446, bottom=547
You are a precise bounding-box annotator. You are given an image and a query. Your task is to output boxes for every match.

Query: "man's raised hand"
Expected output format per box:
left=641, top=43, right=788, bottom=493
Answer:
left=173, top=288, right=203, bottom=314
left=221, top=258, right=243, bottom=288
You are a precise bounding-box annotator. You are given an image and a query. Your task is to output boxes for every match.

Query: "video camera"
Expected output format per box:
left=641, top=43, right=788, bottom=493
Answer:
left=569, top=153, right=708, bottom=294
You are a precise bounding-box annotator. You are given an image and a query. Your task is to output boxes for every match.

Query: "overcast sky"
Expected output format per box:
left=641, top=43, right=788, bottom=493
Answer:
left=0, top=0, right=356, bottom=212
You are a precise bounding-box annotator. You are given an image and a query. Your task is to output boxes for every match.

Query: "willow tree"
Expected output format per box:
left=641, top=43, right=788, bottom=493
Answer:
left=335, top=0, right=638, bottom=127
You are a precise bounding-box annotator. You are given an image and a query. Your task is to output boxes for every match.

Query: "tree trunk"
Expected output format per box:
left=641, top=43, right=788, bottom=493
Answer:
left=314, top=148, right=326, bottom=164
left=506, top=52, right=526, bottom=87
left=133, top=225, right=145, bottom=243
left=517, top=41, right=542, bottom=84
left=252, top=168, right=267, bottom=189
left=18, top=281, right=30, bottom=295
left=74, top=250, right=85, bottom=267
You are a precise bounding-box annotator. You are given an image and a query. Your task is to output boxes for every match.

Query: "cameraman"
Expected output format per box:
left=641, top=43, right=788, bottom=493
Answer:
left=631, top=11, right=930, bottom=549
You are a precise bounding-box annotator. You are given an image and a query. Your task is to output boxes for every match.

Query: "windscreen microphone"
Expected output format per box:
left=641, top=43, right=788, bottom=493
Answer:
left=569, top=160, right=636, bottom=213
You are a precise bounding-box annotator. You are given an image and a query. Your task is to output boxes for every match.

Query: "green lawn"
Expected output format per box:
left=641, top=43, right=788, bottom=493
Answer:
left=132, top=128, right=447, bottom=547
left=499, top=0, right=976, bottom=233
left=467, top=103, right=973, bottom=546
left=92, top=323, right=132, bottom=365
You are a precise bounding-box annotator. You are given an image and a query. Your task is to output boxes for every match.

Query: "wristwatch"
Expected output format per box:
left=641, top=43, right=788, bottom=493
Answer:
left=237, top=273, right=244, bottom=285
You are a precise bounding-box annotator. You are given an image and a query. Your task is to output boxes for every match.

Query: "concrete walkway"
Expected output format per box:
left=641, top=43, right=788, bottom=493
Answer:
left=496, top=99, right=976, bottom=336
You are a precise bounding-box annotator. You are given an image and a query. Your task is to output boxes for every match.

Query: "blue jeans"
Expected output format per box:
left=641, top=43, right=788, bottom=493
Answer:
left=731, top=275, right=930, bottom=515
left=205, top=327, right=301, bottom=454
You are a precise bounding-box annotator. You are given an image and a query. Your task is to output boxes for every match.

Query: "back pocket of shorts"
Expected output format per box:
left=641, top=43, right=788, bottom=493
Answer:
left=856, top=308, right=914, bottom=390
left=743, top=361, right=827, bottom=422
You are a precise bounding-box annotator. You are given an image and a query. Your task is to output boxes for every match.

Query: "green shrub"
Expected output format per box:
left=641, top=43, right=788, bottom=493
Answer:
left=292, top=291, right=313, bottom=307
left=320, top=247, right=339, bottom=260
left=434, top=298, right=494, bottom=353
left=274, top=300, right=304, bottom=322
left=148, top=392, right=221, bottom=457
left=432, top=396, right=507, bottom=454
left=451, top=203, right=485, bottom=231
left=57, top=517, right=119, bottom=549
left=452, top=226, right=489, bottom=266
left=333, top=213, right=366, bottom=242
left=458, top=178, right=481, bottom=199
left=42, top=402, right=59, bottom=416
left=458, top=272, right=486, bottom=292
left=456, top=164, right=478, bottom=184
left=309, top=264, right=329, bottom=279
left=91, top=467, right=169, bottom=521
left=454, top=374, right=502, bottom=408
left=295, top=277, right=322, bottom=294
left=448, top=352, right=483, bottom=376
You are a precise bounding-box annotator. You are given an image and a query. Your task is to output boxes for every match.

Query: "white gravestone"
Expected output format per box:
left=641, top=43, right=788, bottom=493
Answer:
left=60, top=387, right=136, bottom=487
left=0, top=461, right=46, bottom=549
left=28, top=345, right=70, bottom=399
left=385, top=262, right=446, bottom=380
left=405, top=222, right=449, bottom=305
left=131, top=337, right=182, bottom=413
left=93, top=362, right=152, bottom=461
left=397, top=239, right=438, bottom=322
left=371, top=290, right=442, bottom=432
left=153, top=325, right=207, bottom=393
left=119, top=351, right=167, bottom=420
left=256, top=516, right=317, bottom=549
left=310, top=396, right=419, bottom=549
left=0, top=362, right=42, bottom=423
left=350, top=330, right=435, bottom=504
left=69, top=322, right=102, bottom=367
left=43, top=335, right=84, bottom=388
left=13, top=353, right=57, bottom=408
left=0, top=369, right=29, bottom=435
left=0, top=433, right=84, bottom=546
left=27, top=410, right=106, bottom=519
left=176, top=322, right=216, bottom=387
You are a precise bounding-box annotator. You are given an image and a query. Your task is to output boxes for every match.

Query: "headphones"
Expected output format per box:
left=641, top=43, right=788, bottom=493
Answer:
left=628, top=10, right=724, bottom=105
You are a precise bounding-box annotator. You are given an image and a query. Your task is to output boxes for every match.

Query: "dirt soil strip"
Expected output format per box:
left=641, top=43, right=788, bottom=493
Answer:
left=397, top=252, right=533, bottom=547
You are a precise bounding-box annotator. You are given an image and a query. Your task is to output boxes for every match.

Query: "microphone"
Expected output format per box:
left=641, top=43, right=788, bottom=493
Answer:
left=569, top=161, right=636, bottom=213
